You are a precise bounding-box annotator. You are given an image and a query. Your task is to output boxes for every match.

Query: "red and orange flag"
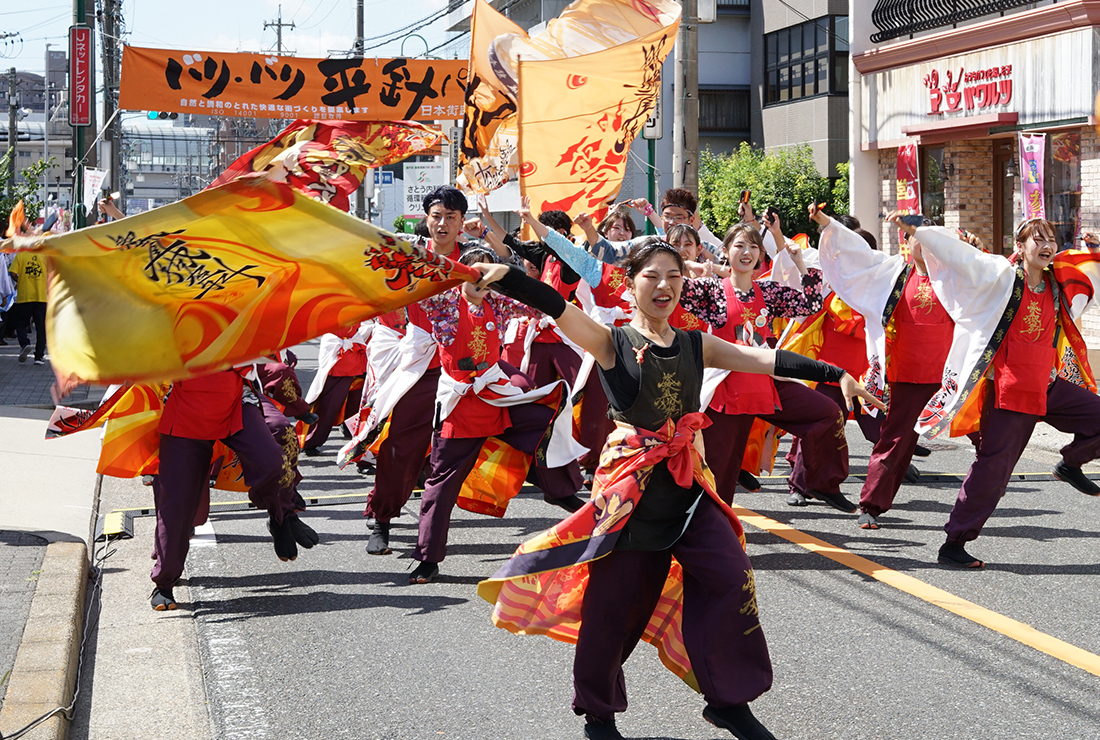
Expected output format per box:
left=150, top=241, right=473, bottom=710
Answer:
left=208, top=119, right=444, bottom=213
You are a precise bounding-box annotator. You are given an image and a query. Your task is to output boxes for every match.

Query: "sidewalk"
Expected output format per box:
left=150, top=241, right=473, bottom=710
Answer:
left=0, top=344, right=104, bottom=740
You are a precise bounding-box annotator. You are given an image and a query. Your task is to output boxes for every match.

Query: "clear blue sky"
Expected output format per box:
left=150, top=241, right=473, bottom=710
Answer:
left=1, top=0, right=462, bottom=76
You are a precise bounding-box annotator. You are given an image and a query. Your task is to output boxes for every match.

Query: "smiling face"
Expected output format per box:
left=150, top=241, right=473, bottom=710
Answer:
left=725, top=233, right=762, bottom=275
left=426, top=203, right=463, bottom=253
left=1015, top=220, right=1057, bottom=272
left=604, top=216, right=633, bottom=242
left=627, top=250, right=683, bottom=320
left=669, top=231, right=701, bottom=262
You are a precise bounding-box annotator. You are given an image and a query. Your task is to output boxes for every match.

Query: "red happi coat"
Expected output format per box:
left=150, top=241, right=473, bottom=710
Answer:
left=888, top=271, right=954, bottom=385
left=709, top=280, right=780, bottom=415
left=590, top=263, right=632, bottom=326
left=992, top=276, right=1056, bottom=416
left=534, top=256, right=580, bottom=343
left=438, top=296, right=511, bottom=439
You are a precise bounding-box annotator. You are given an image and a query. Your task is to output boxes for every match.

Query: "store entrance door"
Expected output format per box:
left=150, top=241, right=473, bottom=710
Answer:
left=992, top=140, right=1016, bottom=255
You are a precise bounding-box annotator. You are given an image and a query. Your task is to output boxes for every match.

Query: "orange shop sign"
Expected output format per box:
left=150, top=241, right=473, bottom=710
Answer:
left=119, top=46, right=468, bottom=121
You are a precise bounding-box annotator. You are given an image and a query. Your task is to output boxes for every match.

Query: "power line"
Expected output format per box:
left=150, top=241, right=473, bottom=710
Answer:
left=359, top=0, right=467, bottom=52
left=424, top=0, right=527, bottom=57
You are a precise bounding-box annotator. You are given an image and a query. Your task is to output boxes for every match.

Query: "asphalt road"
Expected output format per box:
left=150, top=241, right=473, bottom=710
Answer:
left=70, top=344, right=1100, bottom=740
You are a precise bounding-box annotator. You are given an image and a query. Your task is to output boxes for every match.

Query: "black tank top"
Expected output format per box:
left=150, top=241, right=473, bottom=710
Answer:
left=598, top=325, right=705, bottom=551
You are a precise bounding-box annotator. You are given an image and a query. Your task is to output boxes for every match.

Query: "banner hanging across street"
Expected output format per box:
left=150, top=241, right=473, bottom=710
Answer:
left=119, top=46, right=469, bottom=121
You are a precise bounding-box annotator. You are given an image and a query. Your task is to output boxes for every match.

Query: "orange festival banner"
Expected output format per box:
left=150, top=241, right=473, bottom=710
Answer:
left=1, top=178, right=479, bottom=386
left=119, top=46, right=468, bottom=121
left=459, top=0, right=680, bottom=211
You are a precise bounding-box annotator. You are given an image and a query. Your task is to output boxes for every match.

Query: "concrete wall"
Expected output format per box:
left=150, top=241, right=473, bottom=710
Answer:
left=751, top=0, right=849, bottom=177
left=760, top=95, right=848, bottom=176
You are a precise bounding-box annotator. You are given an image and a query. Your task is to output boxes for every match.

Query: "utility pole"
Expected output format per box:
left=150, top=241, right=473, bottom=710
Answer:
left=6, top=67, right=15, bottom=203
left=672, top=0, right=698, bottom=191
left=101, top=0, right=122, bottom=209
left=354, top=0, right=366, bottom=221
left=43, top=43, right=51, bottom=208
left=265, top=5, right=296, bottom=55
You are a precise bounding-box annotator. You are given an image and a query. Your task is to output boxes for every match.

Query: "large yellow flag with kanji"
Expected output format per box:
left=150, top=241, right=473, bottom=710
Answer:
left=459, top=0, right=679, bottom=210
left=1, top=178, right=478, bottom=385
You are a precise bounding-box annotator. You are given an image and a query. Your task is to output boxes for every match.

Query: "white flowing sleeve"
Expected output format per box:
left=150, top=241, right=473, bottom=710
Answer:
left=817, top=221, right=906, bottom=321
left=915, top=226, right=1015, bottom=332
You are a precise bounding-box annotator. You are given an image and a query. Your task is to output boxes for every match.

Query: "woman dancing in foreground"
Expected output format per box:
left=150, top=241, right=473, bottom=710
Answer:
left=470, top=240, right=882, bottom=740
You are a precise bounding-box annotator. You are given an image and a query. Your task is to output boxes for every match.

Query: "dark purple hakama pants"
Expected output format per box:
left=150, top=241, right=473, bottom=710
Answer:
left=151, top=403, right=294, bottom=589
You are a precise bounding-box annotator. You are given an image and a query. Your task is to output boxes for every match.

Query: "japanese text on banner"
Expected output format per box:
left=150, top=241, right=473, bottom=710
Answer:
left=119, top=46, right=468, bottom=122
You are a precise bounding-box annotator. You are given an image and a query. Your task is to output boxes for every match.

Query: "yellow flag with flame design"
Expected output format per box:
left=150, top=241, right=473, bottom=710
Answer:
left=1, top=178, right=478, bottom=385
left=459, top=0, right=680, bottom=213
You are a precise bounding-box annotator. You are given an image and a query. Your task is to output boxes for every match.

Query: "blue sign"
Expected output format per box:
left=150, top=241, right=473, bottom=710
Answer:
left=374, top=171, right=394, bottom=185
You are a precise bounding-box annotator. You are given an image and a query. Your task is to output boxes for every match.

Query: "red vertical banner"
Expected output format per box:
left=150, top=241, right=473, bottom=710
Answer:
left=69, top=25, right=92, bottom=126
left=896, top=141, right=920, bottom=215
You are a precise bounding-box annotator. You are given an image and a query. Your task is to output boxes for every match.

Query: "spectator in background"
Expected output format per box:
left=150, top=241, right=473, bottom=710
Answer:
left=8, top=249, right=49, bottom=365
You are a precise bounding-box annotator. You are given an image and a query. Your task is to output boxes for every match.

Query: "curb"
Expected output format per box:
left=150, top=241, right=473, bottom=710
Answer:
left=0, top=541, right=88, bottom=740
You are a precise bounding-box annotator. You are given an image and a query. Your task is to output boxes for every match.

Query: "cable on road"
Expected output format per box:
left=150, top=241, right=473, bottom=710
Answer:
left=0, top=476, right=117, bottom=740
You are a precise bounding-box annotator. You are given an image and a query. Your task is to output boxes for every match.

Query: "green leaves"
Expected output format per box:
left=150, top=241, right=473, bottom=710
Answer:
left=699, top=143, right=846, bottom=246
left=1, top=152, right=57, bottom=228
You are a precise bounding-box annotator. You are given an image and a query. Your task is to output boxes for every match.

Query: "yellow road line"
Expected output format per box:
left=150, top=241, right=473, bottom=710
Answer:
left=732, top=504, right=1100, bottom=678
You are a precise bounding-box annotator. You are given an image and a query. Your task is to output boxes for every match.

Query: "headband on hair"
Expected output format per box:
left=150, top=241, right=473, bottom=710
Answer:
left=1013, top=216, right=1046, bottom=241
left=460, top=246, right=498, bottom=264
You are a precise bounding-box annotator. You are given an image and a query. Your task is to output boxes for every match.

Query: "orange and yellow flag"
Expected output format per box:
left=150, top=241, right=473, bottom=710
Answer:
left=515, top=0, right=679, bottom=215
left=2, top=178, right=478, bottom=386
left=459, top=0, right=680, bottom=212
left=457, top=0, right=525, bottom=194
left=207, top=119, right=444, bottom=213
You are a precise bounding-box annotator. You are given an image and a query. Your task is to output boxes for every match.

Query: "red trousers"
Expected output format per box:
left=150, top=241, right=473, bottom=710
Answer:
left=946, top=378, right=1100, bottom=544
left=414, top=401, right=582, bottom=564
left=304, top=374, right=363, bottom=451
left=572, top=495, right=772, bottom=719
left=152, top=403, right=292, bottom=589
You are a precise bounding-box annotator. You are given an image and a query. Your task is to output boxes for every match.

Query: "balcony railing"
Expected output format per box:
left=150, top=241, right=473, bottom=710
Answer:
left=870, top=0, right=1039, bottom=43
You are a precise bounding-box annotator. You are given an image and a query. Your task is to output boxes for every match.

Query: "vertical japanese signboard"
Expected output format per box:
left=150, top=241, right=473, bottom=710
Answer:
left=69, top=25, right=92, bottom=126
left=403, top=162, right=445, bottom=217
left=1019, top=132, right=1046, bottom=220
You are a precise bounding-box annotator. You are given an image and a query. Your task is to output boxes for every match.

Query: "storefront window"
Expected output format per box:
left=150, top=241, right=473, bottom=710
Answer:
left=1048, top=132, right=1081, bottom=250
left=921, top=146, right=945, bottom=226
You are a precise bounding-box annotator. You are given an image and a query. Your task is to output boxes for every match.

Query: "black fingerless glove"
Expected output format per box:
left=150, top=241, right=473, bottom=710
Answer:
left=773, top=349, right=846, bottom=384
left=491, top=265, right=567, bottom=319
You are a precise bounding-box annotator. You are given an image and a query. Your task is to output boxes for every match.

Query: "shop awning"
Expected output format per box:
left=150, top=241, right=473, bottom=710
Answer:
left=901, top=112, right=1018, bottom=144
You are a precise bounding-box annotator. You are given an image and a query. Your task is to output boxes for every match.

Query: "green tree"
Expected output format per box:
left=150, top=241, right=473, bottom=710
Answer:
left=831, top=161, right=850, bottom=217
left=698, top=143, right=843, bottom=245
left=1, top=152, right=57, bottom=228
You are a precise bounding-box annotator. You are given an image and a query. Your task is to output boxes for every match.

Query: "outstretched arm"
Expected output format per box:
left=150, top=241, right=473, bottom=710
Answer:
left=701, top=333, right=885, bottom=412
left=474, top=263, right=616, bottom=368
